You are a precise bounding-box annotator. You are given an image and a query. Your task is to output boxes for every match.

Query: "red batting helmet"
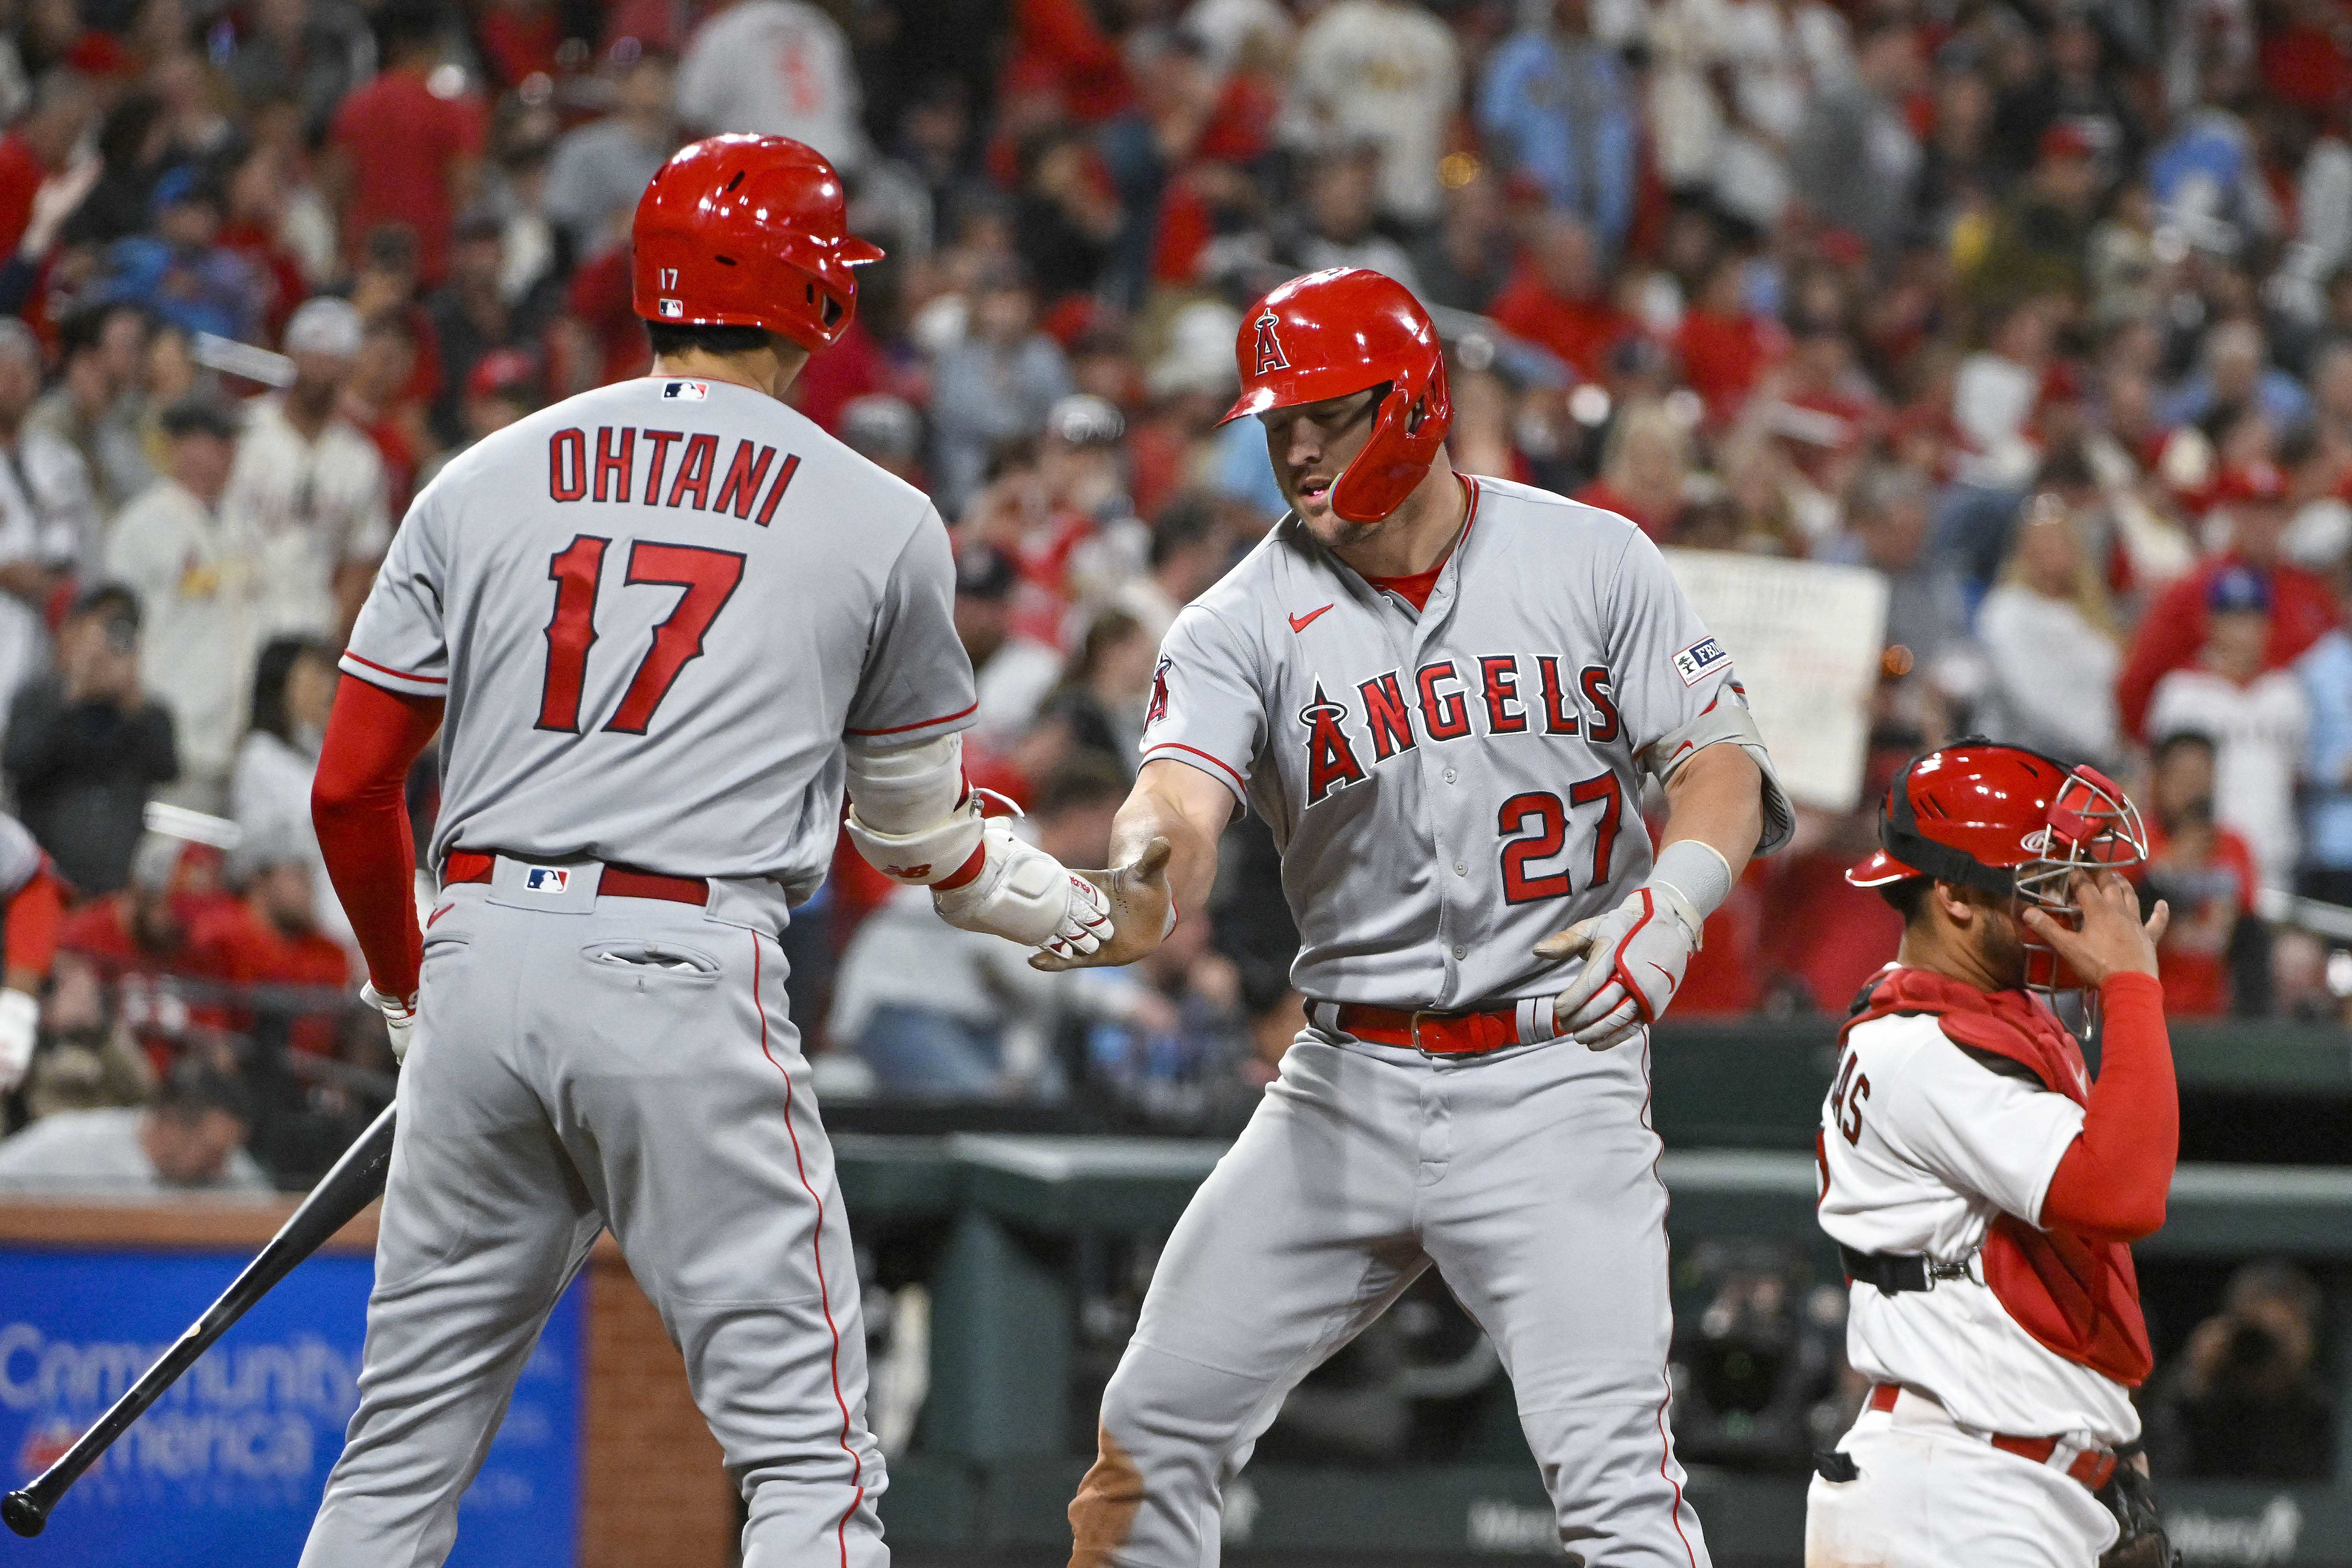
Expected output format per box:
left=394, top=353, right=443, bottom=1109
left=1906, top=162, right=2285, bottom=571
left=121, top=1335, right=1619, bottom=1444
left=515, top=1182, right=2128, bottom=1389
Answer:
left=1220, top=268, right=1450, bottom=524
left=632, top=134, right=883, bottom=351
left=1849, top=740, right=2146, bottom=996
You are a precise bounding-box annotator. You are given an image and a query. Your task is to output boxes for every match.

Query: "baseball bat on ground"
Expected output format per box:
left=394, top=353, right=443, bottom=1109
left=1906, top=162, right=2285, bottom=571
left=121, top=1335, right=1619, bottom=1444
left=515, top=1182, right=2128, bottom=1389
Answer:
left=1, top=1103, right=398, bottom=1538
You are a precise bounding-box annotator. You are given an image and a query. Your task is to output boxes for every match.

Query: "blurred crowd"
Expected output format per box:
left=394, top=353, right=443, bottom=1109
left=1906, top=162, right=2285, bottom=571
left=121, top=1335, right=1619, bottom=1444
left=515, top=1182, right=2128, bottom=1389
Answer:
left=0, top=0, right=2337, bottom=1151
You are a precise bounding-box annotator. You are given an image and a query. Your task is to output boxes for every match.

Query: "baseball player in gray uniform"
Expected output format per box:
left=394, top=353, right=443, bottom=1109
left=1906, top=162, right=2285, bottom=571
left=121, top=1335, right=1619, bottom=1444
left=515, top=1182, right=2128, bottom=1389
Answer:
left=1046, top=268, right=1795, bottom=1567
left=300, top=135, right=1111, bottom=1567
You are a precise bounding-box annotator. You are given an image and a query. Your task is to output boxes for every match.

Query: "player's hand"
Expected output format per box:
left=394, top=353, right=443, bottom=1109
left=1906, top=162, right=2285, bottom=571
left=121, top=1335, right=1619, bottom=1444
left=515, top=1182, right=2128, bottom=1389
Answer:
left=2019, top=870, right=2168, bottom=987
left=1031, top=838, right=1175, bottom=972
left=362, top=982, right=417, bottom=1063
left=935, top=817, right=1116, bottom=958
left=1535, top=884, right=1705, bottom=1051
left=0, top=989, right=36, bottom=1092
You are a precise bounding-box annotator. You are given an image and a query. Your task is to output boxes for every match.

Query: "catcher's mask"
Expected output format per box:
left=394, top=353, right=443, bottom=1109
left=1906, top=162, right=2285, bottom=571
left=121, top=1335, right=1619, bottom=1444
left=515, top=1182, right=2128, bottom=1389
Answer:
left=1848, top=740, right=2148, bottom=1013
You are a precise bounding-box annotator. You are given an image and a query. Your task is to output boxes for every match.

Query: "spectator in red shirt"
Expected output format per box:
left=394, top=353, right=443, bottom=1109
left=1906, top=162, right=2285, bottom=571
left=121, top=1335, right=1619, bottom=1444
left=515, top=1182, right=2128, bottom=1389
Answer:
left=0, top=72, right=96, bottom=257
left=340, top=313, right=429, bottom=514
left=186, top=841, right=351, bottom=1056
left=2115, top=462, right=2341, bottom=738
left=2140, top=730, right=2263, bottom=1016
left=58, top=831, right=227, bottom=1067
left=325, top=1, right=487, bottom=285
left=1003, top=0, right=1132, bottom=125
left=1487, top=212, right=1637, bottom=383
left=1674, top=251, right=1782, bottom=427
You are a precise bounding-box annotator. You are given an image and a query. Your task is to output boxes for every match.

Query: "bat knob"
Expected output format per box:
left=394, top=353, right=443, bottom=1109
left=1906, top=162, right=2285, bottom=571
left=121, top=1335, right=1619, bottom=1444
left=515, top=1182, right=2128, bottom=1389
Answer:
left=2, top=1490, right=48, bottom=1537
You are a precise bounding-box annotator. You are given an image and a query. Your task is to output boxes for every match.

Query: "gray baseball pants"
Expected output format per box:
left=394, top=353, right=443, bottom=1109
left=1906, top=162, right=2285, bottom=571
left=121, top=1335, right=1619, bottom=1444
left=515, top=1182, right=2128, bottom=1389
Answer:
left=1070, top=1030, right=1707, bottom=1568
left=300, top=865, right=885, bottom=1568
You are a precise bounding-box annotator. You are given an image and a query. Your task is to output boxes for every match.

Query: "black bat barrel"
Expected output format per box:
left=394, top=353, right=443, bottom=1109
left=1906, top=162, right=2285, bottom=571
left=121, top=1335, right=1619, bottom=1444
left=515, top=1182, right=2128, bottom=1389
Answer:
left=2, top=1104, right=397, bottom=1538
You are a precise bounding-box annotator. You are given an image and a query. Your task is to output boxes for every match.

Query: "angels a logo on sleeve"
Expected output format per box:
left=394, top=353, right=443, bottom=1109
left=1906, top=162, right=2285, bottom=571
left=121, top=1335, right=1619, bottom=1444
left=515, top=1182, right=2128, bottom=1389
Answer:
left=1253, top=312, right=1291, bottom=376
left=1672, top=636, right=1732, bottom=687
left=1145, top=654, right=1172, bottom=729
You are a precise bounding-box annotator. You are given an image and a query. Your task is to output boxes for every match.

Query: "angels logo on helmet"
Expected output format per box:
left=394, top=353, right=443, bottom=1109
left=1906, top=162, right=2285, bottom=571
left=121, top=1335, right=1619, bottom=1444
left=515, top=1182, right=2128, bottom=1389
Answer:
left=1253, top=312, right=1291, bottom=376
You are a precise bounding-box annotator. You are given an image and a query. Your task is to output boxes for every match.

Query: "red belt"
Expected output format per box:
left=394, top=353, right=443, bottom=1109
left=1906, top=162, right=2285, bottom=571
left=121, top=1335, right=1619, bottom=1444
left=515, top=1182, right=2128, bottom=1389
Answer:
left=1333, top=1003, right=1525, bottom=1055
left=1866, top=1384, right=2118, bottom=1490
left=442, top=850, right=708, bottom=906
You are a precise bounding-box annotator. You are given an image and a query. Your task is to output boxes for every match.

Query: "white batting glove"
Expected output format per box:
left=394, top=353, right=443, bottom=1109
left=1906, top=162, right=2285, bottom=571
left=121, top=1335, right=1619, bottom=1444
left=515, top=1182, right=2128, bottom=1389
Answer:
left=362, top=982, right=418, bottom=1063
left=0, top=989, right=36, bottom=1092
left=934, top=817, right=1115, bottom=959
left=1537, top=884, right=1705, bottom=1051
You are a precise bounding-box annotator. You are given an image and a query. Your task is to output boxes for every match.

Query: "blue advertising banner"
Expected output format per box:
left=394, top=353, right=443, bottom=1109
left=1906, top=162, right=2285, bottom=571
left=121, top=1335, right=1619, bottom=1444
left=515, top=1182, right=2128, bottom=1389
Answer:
left=0, top=1248, right=582, bottom=1567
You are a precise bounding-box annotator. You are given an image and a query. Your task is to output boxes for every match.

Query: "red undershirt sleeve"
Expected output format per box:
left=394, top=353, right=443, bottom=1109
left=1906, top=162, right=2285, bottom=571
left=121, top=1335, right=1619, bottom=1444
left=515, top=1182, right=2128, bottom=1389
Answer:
left=2038, top=972, right=2177, bottom=1241
left=312, top=673, right=444, bottom=1003
left=3, top=864, right=62, bottom=982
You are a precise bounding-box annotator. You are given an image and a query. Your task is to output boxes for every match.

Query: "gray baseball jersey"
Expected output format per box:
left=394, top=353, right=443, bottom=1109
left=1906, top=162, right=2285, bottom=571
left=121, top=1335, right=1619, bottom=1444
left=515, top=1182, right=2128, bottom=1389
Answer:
left=307, top=376, right=967, bottom=1568
left=1076, top=474, right=1783, bottom=1568
left=342, top=375, right=975, bottom=896
left=1140, top=473, right=1767, bottom=1010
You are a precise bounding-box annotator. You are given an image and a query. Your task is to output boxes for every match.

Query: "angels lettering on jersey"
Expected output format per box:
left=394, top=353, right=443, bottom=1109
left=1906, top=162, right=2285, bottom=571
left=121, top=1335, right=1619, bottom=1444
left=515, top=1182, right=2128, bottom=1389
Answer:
left=1187, top=654, right=1632, bottom=806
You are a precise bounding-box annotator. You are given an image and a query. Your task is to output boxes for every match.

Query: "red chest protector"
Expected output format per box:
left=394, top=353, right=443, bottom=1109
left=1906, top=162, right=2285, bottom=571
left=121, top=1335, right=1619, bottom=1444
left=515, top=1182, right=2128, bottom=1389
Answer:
left=1843, top=967, right=2154, bottom=1387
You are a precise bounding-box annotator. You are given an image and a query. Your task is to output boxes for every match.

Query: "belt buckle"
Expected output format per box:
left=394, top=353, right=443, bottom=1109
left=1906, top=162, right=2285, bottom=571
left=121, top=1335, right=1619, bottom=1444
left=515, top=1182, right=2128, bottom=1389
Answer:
left=1409, top=1008, right=1449, bottom=1054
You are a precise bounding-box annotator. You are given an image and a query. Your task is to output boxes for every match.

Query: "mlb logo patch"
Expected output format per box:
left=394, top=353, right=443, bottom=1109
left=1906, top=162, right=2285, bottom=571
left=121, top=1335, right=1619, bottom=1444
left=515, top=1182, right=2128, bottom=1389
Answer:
left=524, top=867, right=571, bottom=894
left=657, top=299, right=684, bottom=318
left=661, top=379, right=708, bottom=400
left=1672, top=637, right=1731, bottom=687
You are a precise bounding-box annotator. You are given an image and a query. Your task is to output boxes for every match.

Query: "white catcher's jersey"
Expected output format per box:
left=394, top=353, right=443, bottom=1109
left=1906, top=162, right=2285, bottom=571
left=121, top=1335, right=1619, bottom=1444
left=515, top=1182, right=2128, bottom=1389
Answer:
left=1818, top=1006, right=2139, bottom=1444
left=343, top=376, right=975, bottom=897
left=1142, top=474, right=1784, bottom=1010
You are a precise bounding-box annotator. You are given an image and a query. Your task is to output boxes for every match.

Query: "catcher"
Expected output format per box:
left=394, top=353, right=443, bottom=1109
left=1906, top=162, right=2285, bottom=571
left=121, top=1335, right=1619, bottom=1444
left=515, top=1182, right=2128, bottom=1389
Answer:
left=1810, top=741, right=2180, bottom=1568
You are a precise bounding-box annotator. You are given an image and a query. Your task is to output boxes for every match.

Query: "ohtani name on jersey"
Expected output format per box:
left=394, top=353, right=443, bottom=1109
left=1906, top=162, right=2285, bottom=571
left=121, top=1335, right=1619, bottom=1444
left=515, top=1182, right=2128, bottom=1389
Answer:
left=1300, top=656, right=1621, bottom=804
left=546, top=426, right=802, bottom=524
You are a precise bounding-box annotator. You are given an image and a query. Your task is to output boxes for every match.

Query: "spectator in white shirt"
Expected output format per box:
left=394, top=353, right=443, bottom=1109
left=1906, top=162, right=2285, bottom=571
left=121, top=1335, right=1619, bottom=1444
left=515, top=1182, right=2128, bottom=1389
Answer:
left=676, top=0, right=869, bottom=173
left=103, top=399, right=262, bottom=809
left=0, top=318, right=92, bottom=718
left=1280, top=0, right=1462, bottom=228
left=0, top=1059, right=268, bottom=1194
left=221, top=297, right=391, bottom=644
left=1974, top=491, right=2122, bottom=768
left=2148, top=564, right=2314, bottom=889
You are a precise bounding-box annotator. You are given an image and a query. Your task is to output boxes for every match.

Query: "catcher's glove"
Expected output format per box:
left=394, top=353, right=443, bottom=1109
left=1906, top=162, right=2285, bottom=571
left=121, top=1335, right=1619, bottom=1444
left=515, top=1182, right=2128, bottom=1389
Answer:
left=2096, top=1454, right=2179, bottom=1568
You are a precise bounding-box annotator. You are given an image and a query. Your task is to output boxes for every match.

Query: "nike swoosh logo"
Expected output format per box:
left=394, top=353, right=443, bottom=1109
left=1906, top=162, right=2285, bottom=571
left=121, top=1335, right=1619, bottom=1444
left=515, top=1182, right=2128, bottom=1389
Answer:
left=427, top=904, right=454, bottom=929
left=1288, top=604, right=1334, bottom=633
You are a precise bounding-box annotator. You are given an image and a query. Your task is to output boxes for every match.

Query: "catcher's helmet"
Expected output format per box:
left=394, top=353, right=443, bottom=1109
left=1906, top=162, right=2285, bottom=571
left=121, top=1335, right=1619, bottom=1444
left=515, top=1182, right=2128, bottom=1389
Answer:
left=632, top=134, right=883, bottom=351
left=1849, top=740, right=2146, bottom=996
left=1220, top=268, right=1450, bottom=524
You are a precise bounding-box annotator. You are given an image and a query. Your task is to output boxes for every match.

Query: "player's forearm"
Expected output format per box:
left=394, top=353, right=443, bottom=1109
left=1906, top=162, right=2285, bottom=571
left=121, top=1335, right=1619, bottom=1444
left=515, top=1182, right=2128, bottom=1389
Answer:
left=1659, top=742, right=1765, bottom=884
left=1111, top=769, right=1223, bottom=924
left=313, top=675, right=443, bottom=1001
left=2039, top=973, right=2177, bottom=1241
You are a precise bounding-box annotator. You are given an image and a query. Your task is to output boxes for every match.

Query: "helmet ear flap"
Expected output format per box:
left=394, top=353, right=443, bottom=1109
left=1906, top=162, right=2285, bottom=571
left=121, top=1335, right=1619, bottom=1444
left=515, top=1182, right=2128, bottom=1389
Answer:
left=1327, top=355, right=1453, bottom=523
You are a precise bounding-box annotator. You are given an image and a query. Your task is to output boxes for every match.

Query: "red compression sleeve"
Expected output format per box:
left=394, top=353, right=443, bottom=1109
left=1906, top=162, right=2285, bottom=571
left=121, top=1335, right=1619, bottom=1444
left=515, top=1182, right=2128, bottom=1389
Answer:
left=2038, top=972, right=2177, bottom=1241
left=313, top=673, right=444, bottom=1002
left=3, top=864, right=61, bottom=984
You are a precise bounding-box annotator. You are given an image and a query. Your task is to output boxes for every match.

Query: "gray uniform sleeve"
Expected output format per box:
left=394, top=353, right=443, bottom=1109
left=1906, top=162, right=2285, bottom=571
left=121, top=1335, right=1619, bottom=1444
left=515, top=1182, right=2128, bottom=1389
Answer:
left=1137, top=604, right=1263, bottom=803
left=1603, top=526, right=1794, bottom=853
left=845, top=509, right=979, bottom=741
left=340, top=492, right=451, bottom=699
